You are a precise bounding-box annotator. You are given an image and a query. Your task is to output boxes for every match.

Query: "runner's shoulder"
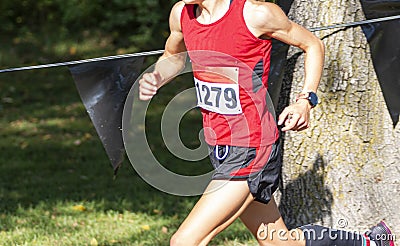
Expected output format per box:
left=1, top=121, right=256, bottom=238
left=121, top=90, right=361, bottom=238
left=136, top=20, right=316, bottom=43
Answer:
left=169, top=1, right=186, bottom=31
left=171, top=1, right=186, bottom=18
left=244, top=0, right=289, bottom=32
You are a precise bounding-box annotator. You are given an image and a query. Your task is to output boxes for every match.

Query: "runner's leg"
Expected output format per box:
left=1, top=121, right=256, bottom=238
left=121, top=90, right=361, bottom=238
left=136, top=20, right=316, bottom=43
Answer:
left=170, top=179, right=254, bottom=246
left=240, top=196, right=305, bottom=246
left=240, top=197, right=390, bottom=246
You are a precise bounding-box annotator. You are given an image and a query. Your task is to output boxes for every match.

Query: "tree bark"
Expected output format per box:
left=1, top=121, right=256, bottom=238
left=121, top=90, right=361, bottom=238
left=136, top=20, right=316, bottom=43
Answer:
left=275, top=0, right=400, bottom=240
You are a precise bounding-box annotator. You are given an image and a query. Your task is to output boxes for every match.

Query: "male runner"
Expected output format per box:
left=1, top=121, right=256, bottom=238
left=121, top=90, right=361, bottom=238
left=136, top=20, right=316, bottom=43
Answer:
left=139, top=0, right=395, bottom=245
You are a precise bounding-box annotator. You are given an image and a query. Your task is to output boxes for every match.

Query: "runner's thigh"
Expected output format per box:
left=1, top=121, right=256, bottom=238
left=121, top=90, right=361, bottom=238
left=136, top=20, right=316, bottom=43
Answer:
left=174, top=179, right=253, bottom=244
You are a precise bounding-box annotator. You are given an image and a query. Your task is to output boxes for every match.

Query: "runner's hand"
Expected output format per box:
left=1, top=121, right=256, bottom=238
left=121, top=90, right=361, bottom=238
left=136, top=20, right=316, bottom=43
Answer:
left=139, top=71, right=163, bottom=101
left=278, top=99, right=311, bottom=132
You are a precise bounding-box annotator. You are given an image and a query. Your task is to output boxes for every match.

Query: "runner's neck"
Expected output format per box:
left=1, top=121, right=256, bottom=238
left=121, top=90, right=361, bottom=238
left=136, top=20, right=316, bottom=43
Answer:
left=194, top=0, right=234, bottom=21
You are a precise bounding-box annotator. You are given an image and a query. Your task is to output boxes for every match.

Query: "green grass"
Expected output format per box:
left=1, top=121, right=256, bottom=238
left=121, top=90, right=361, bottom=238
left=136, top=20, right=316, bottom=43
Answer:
left=0, top=36, right=256, bottom=245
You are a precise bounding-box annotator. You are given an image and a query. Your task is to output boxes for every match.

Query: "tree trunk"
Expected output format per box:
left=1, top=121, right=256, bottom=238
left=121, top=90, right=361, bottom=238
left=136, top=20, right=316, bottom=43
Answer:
left=275, top=0, right=400, bottom=240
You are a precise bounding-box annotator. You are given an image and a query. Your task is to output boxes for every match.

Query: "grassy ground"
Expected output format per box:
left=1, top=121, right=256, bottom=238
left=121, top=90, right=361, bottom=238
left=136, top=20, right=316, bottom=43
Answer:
left=0, top=35, right=256, bottom=245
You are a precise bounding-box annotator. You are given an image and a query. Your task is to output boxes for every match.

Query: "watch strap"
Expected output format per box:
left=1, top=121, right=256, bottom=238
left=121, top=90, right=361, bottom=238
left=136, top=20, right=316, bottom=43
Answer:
left=295, top=92, right=318, bottom=108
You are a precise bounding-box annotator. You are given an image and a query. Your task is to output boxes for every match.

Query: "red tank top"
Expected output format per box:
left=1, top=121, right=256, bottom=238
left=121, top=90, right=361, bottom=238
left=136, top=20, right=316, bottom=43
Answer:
left=180, top=0, right=279, bottom=147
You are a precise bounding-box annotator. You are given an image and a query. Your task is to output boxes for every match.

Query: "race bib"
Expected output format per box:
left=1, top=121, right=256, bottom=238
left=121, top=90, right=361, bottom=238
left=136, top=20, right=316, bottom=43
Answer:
left=194, top=66, right=242, bottom=115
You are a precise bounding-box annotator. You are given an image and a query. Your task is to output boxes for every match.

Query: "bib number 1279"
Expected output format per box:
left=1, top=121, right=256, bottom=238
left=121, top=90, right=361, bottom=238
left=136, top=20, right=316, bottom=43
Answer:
left=194, top=78, right=242, bottom=115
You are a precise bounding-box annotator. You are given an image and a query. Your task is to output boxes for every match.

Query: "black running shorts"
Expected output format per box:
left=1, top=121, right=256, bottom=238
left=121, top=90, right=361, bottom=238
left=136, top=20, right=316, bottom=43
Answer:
left=208, top=140, right=282, bottom=204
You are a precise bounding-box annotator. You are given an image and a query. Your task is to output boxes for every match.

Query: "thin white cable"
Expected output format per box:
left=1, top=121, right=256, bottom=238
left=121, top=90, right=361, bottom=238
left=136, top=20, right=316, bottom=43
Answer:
left=0, top=49, right=164, bottom=73
left=1, top=14, right=399, bottom=74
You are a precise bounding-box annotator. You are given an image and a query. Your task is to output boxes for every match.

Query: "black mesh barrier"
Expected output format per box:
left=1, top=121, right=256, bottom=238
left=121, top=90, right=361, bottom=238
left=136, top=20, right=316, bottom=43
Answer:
left=360, top=0, right=400, bottom=126
left=69, top=57, right=144, bottom=172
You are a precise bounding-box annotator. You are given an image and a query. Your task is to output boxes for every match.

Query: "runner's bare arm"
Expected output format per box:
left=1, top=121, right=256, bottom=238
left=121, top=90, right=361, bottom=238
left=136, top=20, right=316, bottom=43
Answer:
left=139, top=2, right=187, bottom=101
left=245, top=1, right=325, bottom=131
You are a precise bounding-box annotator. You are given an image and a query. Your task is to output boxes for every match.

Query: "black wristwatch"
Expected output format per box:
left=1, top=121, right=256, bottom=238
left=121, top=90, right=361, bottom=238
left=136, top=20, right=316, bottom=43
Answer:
left=296, top=91, right=318, bottom=108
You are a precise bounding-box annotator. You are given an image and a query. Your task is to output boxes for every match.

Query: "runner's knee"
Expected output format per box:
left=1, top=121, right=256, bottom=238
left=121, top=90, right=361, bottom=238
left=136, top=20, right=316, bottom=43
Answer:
left=255, top=227, right=276, bottom=246
left=255, top=223, right=300, bottom=246
left=170, top=230, right=198, bottom=246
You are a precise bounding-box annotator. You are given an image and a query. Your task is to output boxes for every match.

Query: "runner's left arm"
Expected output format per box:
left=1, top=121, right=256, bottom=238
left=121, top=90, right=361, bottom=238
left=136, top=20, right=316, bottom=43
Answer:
left=248, top=2, right=325, bottom=131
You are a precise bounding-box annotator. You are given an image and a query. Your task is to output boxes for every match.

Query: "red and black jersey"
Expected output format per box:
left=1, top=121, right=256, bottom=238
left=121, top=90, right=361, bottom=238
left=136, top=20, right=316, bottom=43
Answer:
left=180, top=0, right=279, bottom=147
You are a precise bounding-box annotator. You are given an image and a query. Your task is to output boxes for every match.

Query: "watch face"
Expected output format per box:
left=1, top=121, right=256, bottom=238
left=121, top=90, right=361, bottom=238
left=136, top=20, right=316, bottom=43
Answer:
left=309, top=92, right=318, bottom=107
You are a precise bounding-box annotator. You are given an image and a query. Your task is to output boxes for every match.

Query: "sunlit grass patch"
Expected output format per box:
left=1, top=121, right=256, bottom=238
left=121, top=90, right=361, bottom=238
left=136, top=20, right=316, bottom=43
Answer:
left=0, top=201, right=174, bottom=246
left=0, top=36, right=256, bottom=246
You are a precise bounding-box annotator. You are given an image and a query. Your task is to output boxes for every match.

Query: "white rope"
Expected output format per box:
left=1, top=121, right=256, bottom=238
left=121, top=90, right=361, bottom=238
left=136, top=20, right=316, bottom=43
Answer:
left=309, top=14, right=400, bottom=31
left=1, top=14, right=399, bottom=74
left=0, top=50, right=164, bottom=73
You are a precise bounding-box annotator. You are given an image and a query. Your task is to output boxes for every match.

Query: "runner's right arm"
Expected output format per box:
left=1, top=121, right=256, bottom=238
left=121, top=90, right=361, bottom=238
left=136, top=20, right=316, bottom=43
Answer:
left=139, top=1, right=187, bottom=101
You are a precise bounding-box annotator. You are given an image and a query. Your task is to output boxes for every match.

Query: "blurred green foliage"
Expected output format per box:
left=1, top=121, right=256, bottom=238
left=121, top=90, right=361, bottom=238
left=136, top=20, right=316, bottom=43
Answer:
left=0, top=0, right=176, bottom=64
left=0, top=0, right=276, bottom=67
